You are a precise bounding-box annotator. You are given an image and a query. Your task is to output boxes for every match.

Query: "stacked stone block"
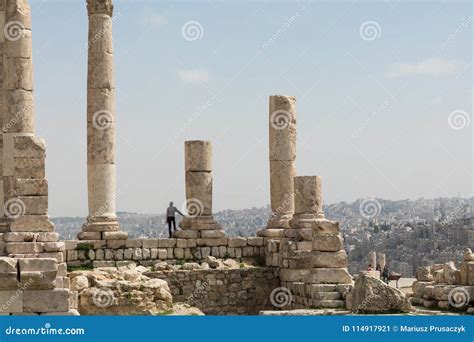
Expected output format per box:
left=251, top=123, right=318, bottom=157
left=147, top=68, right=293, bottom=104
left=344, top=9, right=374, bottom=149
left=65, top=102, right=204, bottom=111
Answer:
left=258, top=95, right=297, bottom=239
left=0, top=257, right=77, bottom=315
left=64, top=237, right=265, bottom=268
left=279, top=176, right=352, bottom=309
left=79, top=0, right=126, bottom=242
left=411, top=248, right=474, bottom=312
left=178, top=141, right=224, bottom=242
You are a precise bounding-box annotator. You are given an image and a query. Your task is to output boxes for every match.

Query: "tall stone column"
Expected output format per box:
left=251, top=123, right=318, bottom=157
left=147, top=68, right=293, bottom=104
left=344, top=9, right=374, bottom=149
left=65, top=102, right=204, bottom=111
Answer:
left=79, top=0, right=127, bottom=241
left=258, top=95, right=296, bottom=239
left=178, top=140, right=224, bottom=240
left=0, top=0, right=6, bottom=235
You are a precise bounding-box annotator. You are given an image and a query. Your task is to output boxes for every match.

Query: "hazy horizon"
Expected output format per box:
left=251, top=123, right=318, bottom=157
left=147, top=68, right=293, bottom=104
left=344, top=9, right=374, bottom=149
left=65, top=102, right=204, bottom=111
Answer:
left=27, top=0, right=471, bottom=217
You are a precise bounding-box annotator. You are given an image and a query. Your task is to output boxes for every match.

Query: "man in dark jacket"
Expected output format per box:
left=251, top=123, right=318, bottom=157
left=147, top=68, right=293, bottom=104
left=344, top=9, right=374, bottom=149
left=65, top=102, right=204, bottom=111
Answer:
left=166, top=202, right=184, bottom=238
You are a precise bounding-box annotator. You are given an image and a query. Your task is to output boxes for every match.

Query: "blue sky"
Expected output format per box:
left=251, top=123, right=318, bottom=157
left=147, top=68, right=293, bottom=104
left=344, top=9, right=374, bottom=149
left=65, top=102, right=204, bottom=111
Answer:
left=29, top=0, right=472, bottom=216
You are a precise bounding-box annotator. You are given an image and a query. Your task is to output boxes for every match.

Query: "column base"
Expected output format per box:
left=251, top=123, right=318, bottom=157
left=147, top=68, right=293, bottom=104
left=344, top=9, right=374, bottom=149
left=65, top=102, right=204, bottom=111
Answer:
left=79, top=216, right=127, bottom=240
left=179, top=216, right=221, bottom=230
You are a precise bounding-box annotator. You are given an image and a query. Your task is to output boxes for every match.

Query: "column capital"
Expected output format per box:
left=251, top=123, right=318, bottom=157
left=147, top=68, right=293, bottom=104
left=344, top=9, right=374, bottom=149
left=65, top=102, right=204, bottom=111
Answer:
left=87, top=0, right=113, bottom=17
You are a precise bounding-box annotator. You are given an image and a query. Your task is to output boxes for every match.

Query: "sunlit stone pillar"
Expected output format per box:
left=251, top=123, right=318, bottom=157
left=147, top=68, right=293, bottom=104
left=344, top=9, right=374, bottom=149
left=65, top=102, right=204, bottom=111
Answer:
left=258, top=95, right=296, bottom=239
left=79, top=0, right=127, bottom=241
left=178, top=140, right=223, bottom=239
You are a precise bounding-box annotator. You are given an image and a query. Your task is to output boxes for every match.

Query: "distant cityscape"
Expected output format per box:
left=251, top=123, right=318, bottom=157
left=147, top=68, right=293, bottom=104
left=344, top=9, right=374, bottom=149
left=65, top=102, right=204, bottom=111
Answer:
left=53, top=196, right=473, bottom=277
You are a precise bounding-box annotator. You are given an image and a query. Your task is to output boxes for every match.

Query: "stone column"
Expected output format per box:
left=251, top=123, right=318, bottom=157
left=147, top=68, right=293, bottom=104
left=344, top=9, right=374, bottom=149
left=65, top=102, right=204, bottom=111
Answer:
left=0, top=0, right=6, bottom=234
left=259, top=95, right=296, bottom=239
left=279, top=176, right=351, bottom=309
left=178, top=140, right=224, bottom=240
left=369, top=251, right=376, bottom=268
left=378, top=253, right=386, bottom=269
left=79, top=0, right=127, bottom=241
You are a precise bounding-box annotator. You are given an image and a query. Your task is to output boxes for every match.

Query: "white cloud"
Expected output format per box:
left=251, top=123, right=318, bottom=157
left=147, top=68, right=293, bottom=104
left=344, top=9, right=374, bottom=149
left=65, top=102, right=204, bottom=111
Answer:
left=177, top=69, right=210, bottom=83
left=384, top=58, right=466, bottom=79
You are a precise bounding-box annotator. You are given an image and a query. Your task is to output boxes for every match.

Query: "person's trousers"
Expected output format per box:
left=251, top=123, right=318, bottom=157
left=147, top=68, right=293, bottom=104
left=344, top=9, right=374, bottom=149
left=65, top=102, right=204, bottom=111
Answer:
left=167, top=217, right=176, bottom=237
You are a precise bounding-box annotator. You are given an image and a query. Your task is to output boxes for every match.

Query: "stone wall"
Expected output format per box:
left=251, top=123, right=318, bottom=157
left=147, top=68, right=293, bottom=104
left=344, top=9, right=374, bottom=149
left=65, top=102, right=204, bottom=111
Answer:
left=145, top=267, right=280, bottom=315
left=65, top=237, right=266, bottom=268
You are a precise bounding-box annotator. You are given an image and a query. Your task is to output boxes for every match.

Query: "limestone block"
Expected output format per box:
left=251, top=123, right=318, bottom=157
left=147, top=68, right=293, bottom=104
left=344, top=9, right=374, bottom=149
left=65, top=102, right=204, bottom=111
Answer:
left=260, top=228, right=285, bottom=238
left=0, top=290, right=23, bottom=313
left=132, top=248, right=142, bottom=260
left=0, top=257, right=19, bottom=289
left=4, top=232, right=35, bottom=242
left=174, top=230, right=199, bottom=239
left=228, top=237, right=247, bottom=248
left=296, top=241, right=312, bottom=250
left=103, top=231, right=127, bottom=240
left=43, top=242, right=65, bottom=252
left=305, top=268, right=353, bottom=284
left=13, top=195, right=47, bottom=215
left=201, top=247, right=210, bottom=258
left=77, top=231, right=101, bottom=240
left=142, top=248, right=150, bottom=259
left=14, top=159, right=45, bottom=179
left=200, top=230, right=226, bottom=239
left=460, top=262, right=474, bottom=285
left=157, top=249, right=167, bottom=260
left=290, top=250, right=348, bottom=269
left=197, top=238, right=228, bottom=247
left=4, top=56, right=33, bottom=91
left=269, top=122, right=296, bottom=161
left=114, top=249, right=123, bottom=260
left=23, top=288, right=70, bottom=313
left=18, top=258, right=57, bottom=289
left=157, top=239, right=176, bottom=248
left=176, top=239, right=187, bottom=248
left=6, top=242, right=43, bottom=254
left=38, top=252, right=64, bottom=263
left=293, top=176, right=323, bottom=215
left=105, top=249, right=115, bottom=260
left=36, top=232, right=59, bottom=242
left=185, top=140, right=212, bottom=172
left=247, top=237, right=264, bottom=246
left=3, top=89, right=34, bottom=134
left=10, top=215, right=54, bottom=232
left=142, top=239, right=158, bottom=249
left=87, top=124, right=115, bottom=164
left=186, top=239, right=196, bottom=248
left=313, top=233, right=343, bottom=252
left=4, top=29, right=32, bottom=59
left=66, top=250, right=78, bottom=262
left=14, top=136, right=46, bottom=158
left=269, top=160, right=295, bottom=215
left=280, top=269, right=310, bottom=282
left=70, top=275, right=89, bottom=292
left=185, top=171, right=212, bottom=216
left=125, top=239, right=141, bottom=248
left=174, top=248, right=184, bottom=259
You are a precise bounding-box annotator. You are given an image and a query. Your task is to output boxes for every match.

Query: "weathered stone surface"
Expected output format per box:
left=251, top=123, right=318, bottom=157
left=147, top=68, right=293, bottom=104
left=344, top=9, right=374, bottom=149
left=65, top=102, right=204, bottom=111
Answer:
left=269, top=160, right=295, bottom=215
left=18, top=258, right=57, bottom=289
left=312, top=233, right=343, bottom=252
left=103, top=231, right=128, bottom=240
left=351, top=274, right=412, bottom=313
left=6, top=242, right=43, bottom=254
left=0, top=290, right=23, bottom=313
left=293, top=176, right=323, bottom=216
left=9, top=215, right=54, bottom=232
left=184, top=171, right=212, bottom=216
left=460, top=261, right=474, bottom=285
left=416, top=266, right=433, bottom=282
left=185, top=140, right=212, bottom=172
left=289, top=250, right=348, bottom=269
left=14, top=136, right=45, bottom=158
left=0, top=257, right=19, bottom=289
left=23, top=289, right=70, bottom=312
left=174, top=230, right=199, bottom=239
left=269, top=122, right=296, bottom=161
left=200, top=230, right=226, bottom=239
left=304, top=268, right=353, bottom=284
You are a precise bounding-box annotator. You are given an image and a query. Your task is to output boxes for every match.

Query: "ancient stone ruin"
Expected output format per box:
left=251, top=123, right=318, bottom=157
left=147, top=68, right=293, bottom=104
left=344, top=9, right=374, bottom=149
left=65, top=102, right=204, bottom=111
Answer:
left=0, top=0, right=471, bottom=316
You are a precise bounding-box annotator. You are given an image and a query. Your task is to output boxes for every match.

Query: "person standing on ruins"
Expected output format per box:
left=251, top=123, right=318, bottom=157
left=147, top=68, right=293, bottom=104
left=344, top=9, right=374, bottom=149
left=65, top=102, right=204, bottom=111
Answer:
left=166, top=202, right=184, bottom=238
